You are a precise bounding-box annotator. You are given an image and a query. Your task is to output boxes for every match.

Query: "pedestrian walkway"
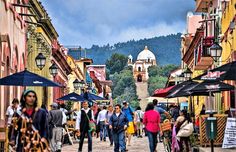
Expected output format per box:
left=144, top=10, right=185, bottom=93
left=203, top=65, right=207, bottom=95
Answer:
left=200, top=147, right=236, bottom=152
left=62, top=136, right=165, bottom=152
left=136, top=82, right=149, bottom=110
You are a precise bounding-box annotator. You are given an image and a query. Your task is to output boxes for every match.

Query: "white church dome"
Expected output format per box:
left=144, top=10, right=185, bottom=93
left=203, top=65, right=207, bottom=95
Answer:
left=137, top=46, right=156, bottom=60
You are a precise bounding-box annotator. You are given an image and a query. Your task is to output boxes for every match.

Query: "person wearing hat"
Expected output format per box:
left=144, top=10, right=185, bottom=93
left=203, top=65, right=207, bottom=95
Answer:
left=12, top=90, right=49, bottom=151
left=48, top=102, right=66, bottom=152
left=122, top=101, right=135, bottom=146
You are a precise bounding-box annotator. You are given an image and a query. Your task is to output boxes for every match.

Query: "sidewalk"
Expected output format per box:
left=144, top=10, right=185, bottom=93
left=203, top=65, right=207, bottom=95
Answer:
left=199, top=147, right=236, bottom=152
left=62, top=136, right=164, bottom=152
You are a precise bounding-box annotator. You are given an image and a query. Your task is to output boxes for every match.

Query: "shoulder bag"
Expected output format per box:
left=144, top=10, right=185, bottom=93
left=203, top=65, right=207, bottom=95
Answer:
left=85, top=110, right=96, bottom=132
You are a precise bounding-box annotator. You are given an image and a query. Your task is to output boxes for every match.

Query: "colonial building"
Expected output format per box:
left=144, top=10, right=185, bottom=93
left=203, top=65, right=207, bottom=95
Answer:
left=128, top=46, right=156, bottom=82
left=26, top=0, right=72, bottom=107
left=87, top=65, right=112, bottom=99
left=0, top=0, right=27, bottom=119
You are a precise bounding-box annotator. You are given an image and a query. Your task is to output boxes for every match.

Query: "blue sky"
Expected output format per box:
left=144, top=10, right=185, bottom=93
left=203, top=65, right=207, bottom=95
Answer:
left=40, top=0, right=195, bottom=48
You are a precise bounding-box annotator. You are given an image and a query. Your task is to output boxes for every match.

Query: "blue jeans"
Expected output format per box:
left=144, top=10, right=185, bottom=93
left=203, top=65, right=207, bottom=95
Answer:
left=146, top=130, right=158, bottom=152
left=79, top=130, right=92, bottom=151
left=107, top=126, right=113, bottom=145
left=113, top=130, right=126, bottom=152
left=99, top=121, right=107, bottom=141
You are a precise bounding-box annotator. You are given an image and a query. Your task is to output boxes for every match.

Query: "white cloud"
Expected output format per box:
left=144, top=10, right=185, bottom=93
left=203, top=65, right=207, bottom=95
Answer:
left=40, top=0, right=194, bottom=47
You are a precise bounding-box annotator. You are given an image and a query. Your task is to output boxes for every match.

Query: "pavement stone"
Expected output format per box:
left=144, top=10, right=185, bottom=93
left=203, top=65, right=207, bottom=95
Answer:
left=62, top=136, right=236, bottom=152
left=199, top=147, right=236, bottom=152
left=62, top=136, right=164, bottom=152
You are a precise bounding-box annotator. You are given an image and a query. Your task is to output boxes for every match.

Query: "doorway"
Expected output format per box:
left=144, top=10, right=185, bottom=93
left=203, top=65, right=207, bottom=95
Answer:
left=137, top=74, right=142, bottom=82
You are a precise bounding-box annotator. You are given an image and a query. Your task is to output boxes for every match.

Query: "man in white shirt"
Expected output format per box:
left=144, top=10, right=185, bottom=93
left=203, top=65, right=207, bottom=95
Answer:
left=6, top=98, right=20, bottom=126
left=75, top=101, right=94, bottom=152
left=97, top=106, right=108, bottom=141
left=6, top=98, right=20, bottom=142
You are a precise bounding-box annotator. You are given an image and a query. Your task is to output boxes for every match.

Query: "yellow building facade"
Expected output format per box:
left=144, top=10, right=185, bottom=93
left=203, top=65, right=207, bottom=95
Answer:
left=27, top=0, right=59, bottom=107
left=221, top=0, right=236, bottom=110
left=66, top=55, right=85, bottom=110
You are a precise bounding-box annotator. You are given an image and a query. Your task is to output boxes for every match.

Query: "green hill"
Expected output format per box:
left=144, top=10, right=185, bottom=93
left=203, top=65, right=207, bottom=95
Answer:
left=82, top=33, right=182, bottom=65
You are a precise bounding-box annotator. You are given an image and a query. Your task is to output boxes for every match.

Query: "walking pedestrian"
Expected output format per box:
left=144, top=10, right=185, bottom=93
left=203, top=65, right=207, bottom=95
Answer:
left=6, top=98, right=20, bottom=143
left=153, top=99, right=169, bottom=142
left=143, top=103, right=161, bottom=152
left=75, top=101, right=94, bottom=152
left=12, top=90, right=49, bottom=151
left=97, top=106, right=108, bottom=141
left=48, top=102, right=66, bottom=152
left=95, top=108, right=101, bottom=138
left=135, top=106, right=144, bottom=138
left=175, top=110, right=192, bottom=152
left=109, top=104, right=128, bottom=152
left=122, top=101, right=135, bottom=146
left=106, top=105, right=114, bottom=146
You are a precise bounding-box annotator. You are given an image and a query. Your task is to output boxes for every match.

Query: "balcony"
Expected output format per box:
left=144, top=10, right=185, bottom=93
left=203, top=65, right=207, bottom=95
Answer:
left=194, top=46, right=213, bottom=70
left=195, top=0, right=211, bottom=12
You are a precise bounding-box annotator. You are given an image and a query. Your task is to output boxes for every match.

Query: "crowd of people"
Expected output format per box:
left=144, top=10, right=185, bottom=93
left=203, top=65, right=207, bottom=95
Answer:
left=5, top=89, right=196, bottom=152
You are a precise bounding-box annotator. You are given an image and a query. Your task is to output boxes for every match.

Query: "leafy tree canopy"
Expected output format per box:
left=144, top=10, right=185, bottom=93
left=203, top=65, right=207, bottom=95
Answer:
left=105, top=53, right=128, bottom=75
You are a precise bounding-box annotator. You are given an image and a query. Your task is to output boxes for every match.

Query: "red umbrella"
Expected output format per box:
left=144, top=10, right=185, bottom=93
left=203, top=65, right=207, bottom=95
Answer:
left=152, top=85, right=175, bottom=97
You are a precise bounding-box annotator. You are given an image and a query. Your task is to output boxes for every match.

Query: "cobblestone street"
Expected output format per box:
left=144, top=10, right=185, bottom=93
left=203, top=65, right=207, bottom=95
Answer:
left=61, top=136, right=236, bottom=152
left=62, top=136, right=164, bottom=152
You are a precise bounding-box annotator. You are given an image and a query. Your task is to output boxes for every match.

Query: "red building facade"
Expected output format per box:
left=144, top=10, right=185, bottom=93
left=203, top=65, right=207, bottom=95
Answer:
left=0, top=0, right=27, bottom=119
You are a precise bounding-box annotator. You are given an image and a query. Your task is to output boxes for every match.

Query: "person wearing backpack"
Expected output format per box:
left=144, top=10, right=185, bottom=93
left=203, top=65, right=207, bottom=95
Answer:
left=135, top=106, right=144, bottom=138
left=122, top=101, right=135, bottom=146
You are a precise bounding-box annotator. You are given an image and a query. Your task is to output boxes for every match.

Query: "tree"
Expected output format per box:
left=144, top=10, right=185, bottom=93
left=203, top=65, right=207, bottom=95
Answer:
left=148, top=76, right=167, bottom=95
left=147, top=64, right=179, bottom=95
left=110, top=68, right=139, bottom=108
left=105, top=53, right=128, bottom=75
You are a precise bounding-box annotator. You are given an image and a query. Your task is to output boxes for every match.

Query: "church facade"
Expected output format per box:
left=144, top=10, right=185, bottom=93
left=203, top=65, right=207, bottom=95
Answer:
left=128, top=46, right=156, bottom=82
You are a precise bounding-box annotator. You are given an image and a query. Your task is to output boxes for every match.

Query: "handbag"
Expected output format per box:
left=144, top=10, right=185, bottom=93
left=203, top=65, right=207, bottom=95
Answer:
left=176, top=121, right=194, bottom=137
left=85, top=111, right=96, bottom=132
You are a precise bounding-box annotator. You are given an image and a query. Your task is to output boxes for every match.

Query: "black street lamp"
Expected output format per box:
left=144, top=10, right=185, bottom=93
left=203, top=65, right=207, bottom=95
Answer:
left=73, top=79, right=80, bottom=90
left=179, top=72, right=185, bottom=83
left=183, top=68, right=193, bottom=80
left=35, top=53, right=46, bottom=70
left=49, top=63, right=58, bottom=77
left=209, top=43, right=222, bottom=62
left=73, top=79, right=85, bottom=90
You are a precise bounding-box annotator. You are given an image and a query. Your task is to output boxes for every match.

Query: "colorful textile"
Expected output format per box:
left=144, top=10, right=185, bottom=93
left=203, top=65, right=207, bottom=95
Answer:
left=172, top=125, right=180, bottom=152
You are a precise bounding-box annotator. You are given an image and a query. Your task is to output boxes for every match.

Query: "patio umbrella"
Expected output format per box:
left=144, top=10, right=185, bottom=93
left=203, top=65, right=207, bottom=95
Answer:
left=166, top=81, right=211, bottom=98
left=0, top=69, right=62, bottom=87
left=152, top=85, right=175, bottom=97
left=57, top=92, right=85, bottom=101
left=167, top=80, right=197, bottom=95
left=82, top=92, right=106, bottom=101
left=188, top=81, right=235, bottom=93
left=193, top=61, right=236, bottom=81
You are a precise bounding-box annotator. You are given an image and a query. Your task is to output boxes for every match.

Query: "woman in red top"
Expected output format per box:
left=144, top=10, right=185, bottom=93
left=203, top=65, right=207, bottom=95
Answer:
left=143, top=103, right=162, bottom=152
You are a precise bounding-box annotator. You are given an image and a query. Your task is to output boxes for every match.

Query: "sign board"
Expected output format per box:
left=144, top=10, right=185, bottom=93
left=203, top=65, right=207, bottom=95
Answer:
left=206, top=117, right=217, bottom=140
left=222, top=118, right=236, bottom=149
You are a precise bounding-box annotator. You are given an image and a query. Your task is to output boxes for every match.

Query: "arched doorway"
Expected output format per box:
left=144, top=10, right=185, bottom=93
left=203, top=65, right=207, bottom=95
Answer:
left=138, top=67, right=141, bottom=72
left=137, top=74, right=142, bottom=82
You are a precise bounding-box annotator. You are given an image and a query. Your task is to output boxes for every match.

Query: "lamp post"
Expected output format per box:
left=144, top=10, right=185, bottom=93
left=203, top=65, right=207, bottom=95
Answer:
left=178, top=73, right=185, bottom=83
left=49, top=63, right=58, bottom=77
left=35, top=53, right=46, bottom=70
left=183, top=68, right=193, bottom=80
left=209, top=43, right=223, bottom=62
left=73, top=79, right=85, bottom=93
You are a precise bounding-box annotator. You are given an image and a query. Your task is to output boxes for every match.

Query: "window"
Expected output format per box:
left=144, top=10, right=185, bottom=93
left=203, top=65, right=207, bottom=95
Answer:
left=138, top=67, right=141, bottom=72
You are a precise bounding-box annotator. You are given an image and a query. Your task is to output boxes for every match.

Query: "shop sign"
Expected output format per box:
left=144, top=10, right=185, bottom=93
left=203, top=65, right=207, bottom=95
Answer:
left=222, top=118, right=236, bottom=149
